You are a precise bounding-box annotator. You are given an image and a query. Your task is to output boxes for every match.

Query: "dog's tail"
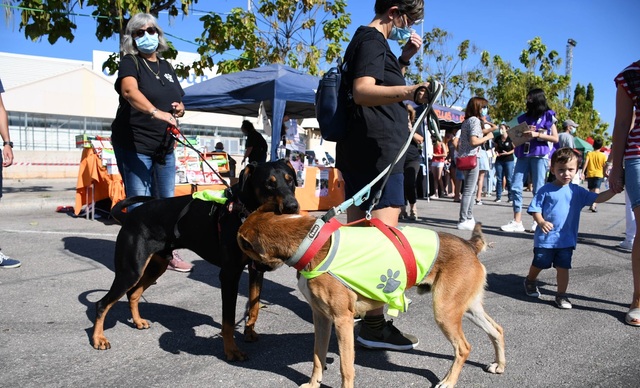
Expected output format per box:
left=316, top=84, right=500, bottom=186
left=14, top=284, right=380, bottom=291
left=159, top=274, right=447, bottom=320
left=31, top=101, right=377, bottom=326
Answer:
left=110, top=196, right=155, bottom=223
left=468, top=222, right=487, bottom=254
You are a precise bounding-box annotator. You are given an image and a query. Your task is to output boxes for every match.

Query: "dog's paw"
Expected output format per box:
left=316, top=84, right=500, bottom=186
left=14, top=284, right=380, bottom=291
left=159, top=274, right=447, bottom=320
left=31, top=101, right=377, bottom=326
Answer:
left=133, top=319, right=150, bottom=330
left=244, top=328, right=259, bottom=343
left=225, top=347, right=249, bottom=362
left=92, top=336, right=111, bottom=350
left=485, top=362, right=505, bottom=374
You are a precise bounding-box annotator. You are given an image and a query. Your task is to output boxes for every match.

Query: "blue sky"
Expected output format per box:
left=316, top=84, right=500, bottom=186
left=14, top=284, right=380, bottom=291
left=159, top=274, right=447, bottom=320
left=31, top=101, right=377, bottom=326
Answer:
left=1, top=0, right=636, bottom=127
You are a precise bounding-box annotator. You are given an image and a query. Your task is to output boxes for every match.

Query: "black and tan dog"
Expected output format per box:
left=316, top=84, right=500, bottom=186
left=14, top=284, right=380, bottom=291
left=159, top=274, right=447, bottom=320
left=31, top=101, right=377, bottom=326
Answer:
left=237, top=210, right=506, bottom=387
left=91, top=160, right=299, bottom=361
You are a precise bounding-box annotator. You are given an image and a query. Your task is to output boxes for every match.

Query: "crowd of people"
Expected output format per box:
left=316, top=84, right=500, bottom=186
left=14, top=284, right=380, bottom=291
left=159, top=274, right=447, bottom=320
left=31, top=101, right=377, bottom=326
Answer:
left=2, top=0, right=637, bottom=348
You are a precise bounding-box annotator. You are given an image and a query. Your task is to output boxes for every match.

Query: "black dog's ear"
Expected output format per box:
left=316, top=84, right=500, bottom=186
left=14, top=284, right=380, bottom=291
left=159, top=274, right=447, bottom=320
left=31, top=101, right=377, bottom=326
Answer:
left=239, top=163, right=257, bottom=193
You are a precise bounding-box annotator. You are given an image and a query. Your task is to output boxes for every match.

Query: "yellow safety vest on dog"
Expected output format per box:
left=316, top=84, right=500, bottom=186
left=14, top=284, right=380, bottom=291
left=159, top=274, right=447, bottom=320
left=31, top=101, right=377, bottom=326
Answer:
left=300, top=226, right=439, bottom=315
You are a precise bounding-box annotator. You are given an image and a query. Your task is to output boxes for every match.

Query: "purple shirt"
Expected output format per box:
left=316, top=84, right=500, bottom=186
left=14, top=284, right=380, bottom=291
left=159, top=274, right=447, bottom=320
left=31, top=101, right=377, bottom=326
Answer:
left=515, top=110, right=556, bottom=158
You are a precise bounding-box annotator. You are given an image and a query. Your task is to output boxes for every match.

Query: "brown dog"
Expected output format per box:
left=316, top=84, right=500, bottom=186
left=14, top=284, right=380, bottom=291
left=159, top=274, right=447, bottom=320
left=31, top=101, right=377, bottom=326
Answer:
left=237, top=210, right=505, bottom=387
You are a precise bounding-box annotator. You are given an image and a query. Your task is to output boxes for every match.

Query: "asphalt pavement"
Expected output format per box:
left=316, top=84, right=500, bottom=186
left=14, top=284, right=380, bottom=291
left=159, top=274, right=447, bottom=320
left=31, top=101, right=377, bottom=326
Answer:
left=1, top=177, right=638, bottom=387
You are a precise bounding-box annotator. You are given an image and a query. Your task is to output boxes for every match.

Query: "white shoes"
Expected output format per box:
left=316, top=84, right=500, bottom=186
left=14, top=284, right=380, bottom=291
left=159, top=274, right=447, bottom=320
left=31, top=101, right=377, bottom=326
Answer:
left=457, top=219, right=476, bottom=231
left=501, top=220, right=525, bottom=232
left=619, top=240, right=634, bottom=251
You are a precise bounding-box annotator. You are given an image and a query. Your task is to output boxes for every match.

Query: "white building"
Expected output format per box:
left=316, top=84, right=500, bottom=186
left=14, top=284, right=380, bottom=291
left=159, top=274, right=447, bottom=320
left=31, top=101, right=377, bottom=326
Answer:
left=0, top=50, right=330, bottom=179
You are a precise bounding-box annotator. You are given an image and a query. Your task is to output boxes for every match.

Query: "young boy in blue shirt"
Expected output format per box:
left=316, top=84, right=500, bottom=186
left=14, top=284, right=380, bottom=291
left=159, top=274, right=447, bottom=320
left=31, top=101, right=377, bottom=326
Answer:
left=523, top=147, right=617, bottom=309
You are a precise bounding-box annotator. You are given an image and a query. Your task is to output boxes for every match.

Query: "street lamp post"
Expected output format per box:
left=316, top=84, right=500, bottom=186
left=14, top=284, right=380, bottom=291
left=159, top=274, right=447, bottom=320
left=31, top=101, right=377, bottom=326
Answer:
left=565, top=38, right=577, bottom=108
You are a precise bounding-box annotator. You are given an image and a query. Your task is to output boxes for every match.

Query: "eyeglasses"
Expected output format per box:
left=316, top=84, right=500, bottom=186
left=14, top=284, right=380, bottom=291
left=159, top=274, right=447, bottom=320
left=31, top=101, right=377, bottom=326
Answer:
left=405, top=15, right=422, bottom=26
left=133, top=27, right=157, bottom=38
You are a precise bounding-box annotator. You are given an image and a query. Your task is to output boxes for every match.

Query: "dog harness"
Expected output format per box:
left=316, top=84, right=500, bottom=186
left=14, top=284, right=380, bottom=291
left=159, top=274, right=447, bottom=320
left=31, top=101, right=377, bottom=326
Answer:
left=192, top=190, right=228, bottom=204
left=292, top=218, right=439, bottom=315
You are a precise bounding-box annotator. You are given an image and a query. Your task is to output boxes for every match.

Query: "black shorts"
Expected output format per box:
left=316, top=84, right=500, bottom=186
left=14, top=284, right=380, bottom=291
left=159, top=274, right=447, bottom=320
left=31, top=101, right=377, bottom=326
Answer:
left=342, top=171, right=405, bottom=211
left=587, top=177, right=603, bottom=190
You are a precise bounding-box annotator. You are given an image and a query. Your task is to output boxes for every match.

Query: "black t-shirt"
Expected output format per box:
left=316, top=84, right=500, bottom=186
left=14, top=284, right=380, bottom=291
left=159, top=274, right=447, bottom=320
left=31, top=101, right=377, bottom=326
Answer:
left=495, top=136, right=515, bottom=162
left=111, top=55, right=184, bottom=156
left=336, top=26, right=409, bottom=180
left=246, top=130, right=268, bottom=163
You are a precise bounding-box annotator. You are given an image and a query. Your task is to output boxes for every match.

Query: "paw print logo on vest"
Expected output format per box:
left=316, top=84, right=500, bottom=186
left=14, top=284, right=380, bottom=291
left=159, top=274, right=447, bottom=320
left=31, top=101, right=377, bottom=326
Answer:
left=377, top=269, right=401, bottom=293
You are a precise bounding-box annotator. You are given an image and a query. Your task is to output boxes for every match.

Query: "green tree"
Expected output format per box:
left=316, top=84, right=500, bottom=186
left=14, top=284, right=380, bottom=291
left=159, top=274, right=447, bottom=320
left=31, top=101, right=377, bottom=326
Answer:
left=195, top=0, right=350, bottom=76
left=569, top=83, right=610, bottom=143
left=484, top=37, right=570, bottom=123
left=5, top=0, right=350, bottom=77
left=408, top=27, right=491, bottom=107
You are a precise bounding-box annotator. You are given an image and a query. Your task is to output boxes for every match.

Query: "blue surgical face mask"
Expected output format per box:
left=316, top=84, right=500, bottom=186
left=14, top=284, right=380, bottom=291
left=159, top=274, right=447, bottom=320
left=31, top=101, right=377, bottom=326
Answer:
left=135, top=32, right=159, bottom=54
left=481, top=107, right=489, bottom=116
left=389, top=15, right=412, bottom=41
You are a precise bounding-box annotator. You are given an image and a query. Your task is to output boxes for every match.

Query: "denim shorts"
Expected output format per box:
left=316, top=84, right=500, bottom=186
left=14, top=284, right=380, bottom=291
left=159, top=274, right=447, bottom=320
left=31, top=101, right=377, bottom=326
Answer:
left=343, top=171, right=404, bottom=211
left=625, top=158, right=640, bottom=210
left=532, top=247, right=573, bottom=270
left=587, top=177, right=603, bottom=190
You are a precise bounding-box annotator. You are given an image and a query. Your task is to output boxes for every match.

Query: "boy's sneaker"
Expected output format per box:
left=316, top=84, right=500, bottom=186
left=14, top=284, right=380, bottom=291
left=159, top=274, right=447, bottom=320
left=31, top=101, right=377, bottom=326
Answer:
left=356, top=320, right=418, bottom=351
left=168, top=251, right=192, bottom=272
left=524, top=278, right=540, bottom=298
left=494, top=198, right=502, bottom=203
left=619, top=240, right=634, bottom=251
left=501, top=220, right=525, bottom=232
left=555, top=295, right=572, bottom=309
left=0, top=251, right=21, bottom=269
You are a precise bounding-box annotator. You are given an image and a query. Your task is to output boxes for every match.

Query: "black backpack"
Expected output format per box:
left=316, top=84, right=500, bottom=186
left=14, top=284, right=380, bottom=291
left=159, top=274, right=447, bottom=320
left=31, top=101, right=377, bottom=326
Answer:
left=316, top=30, right=388, bottom=142
left=315, top=57, right=352, bottom=142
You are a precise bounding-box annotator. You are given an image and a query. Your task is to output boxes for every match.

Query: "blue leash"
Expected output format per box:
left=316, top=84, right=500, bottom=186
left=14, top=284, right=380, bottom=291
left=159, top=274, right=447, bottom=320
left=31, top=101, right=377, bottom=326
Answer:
left=321, top=92, right=442, bottom=223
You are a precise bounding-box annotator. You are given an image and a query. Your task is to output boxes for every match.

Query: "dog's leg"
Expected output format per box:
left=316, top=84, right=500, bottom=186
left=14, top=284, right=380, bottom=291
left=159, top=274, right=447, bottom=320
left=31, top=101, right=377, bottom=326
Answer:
left=432, top=286, right=473, bottom=388
left=92, top=259, right=148, bottom=349
left=127, top=254, right=168, bottom=329
left=244, top=264, right=263, bottom=343
left=434, top=314, right=471, bottom=387
left=220, top=264, right=248, bottom=361
left=333, top=314, right=356, bottom=388
left=464, top=294, right=506, bottom=375
left=301, top=311, right=332, bottom=388
left=92, top=297, right=119, bottom=350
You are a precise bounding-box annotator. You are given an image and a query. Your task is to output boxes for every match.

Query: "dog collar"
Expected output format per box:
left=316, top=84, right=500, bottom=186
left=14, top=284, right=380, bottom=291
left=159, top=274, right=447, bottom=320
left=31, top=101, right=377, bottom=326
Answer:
left=286, top=218, right=342, bottom=271
left=227, top=200, right=252, bottom=223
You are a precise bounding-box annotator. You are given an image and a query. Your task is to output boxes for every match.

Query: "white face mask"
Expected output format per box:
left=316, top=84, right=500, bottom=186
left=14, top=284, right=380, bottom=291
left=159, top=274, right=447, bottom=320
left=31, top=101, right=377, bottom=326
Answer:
left=570, top=127, right=577, bottom=134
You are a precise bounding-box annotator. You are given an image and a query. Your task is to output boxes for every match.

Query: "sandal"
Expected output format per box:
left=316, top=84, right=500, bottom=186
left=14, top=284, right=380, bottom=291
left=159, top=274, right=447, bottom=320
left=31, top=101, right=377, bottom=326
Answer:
left=625, top=308, right=640, bottom=327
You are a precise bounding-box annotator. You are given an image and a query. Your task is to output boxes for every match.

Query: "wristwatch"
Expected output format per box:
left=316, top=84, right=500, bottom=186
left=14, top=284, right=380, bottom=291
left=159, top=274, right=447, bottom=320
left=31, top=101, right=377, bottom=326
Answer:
left=3, top=141, right=13, bottom=148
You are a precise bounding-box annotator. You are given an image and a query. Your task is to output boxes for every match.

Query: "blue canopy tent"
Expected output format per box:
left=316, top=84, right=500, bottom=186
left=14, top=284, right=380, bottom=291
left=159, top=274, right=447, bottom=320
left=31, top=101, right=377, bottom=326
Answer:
left=182, top=64, right=320, bottom=161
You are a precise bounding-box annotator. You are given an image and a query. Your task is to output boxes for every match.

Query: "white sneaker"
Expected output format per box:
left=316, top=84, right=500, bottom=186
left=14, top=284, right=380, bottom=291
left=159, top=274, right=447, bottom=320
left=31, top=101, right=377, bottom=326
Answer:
left=619, top=240, right=634, bottom=251
left=528, top=221, right=538, bottom=233
left=457, top=219, right=475, bottom=231
left=501, top=220, right=525, bottom=232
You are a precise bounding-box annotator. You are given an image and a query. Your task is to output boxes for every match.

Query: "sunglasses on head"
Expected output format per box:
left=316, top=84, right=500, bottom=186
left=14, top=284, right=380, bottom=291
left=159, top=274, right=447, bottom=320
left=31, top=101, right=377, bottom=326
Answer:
left=133, top=27, right=157, bottom=38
